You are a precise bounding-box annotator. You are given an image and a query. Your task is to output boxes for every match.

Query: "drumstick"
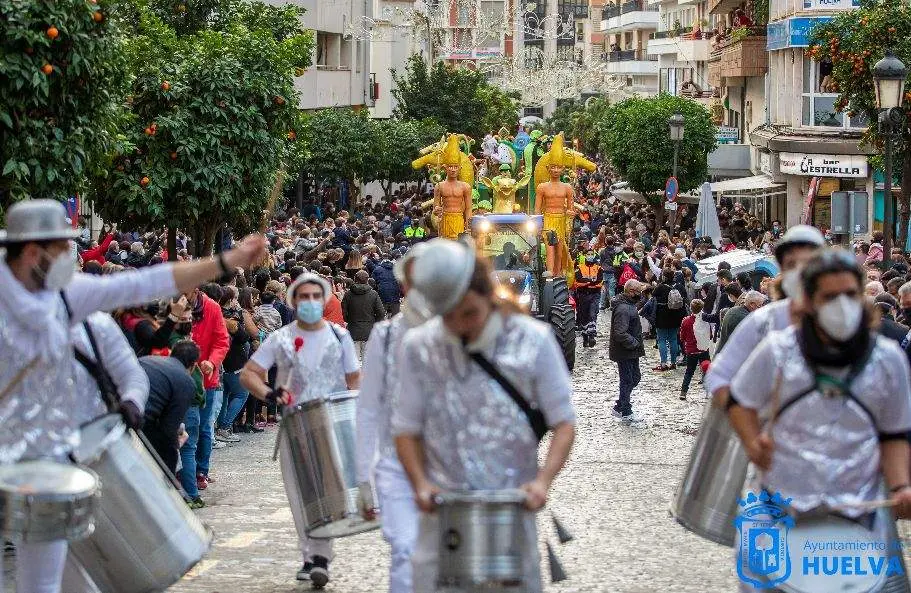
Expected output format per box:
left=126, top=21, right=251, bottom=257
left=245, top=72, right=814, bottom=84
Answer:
left=828, top=499, right=897, bottom=513
left=0, top=356, right=40, bottom=403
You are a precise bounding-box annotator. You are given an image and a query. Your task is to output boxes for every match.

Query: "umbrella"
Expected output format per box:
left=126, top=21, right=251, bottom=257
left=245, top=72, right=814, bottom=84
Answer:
left=695, top=182, right=721, bottom=247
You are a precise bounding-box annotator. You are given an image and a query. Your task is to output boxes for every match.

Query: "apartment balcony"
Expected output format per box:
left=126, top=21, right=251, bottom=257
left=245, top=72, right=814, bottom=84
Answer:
left=648, top=29, right=713, bottom=61
left=602, top=49, right=660, bottom=74
left=295, top=67, right=362, bottom=110
left=601, top=0, right=659, bottom=32
left=707, top=30, right=768, bottom=84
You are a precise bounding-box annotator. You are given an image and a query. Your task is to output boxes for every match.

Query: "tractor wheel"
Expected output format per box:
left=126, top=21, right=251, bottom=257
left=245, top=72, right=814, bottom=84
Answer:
left=541, top=276, right=570, bottom=321
left=549, top=303, right=576, bottom=371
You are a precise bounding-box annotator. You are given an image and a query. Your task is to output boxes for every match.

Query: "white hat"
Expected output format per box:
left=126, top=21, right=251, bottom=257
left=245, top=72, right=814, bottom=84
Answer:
left=0, top=199, right=80, bottom=244
left=286, top=272, right=332, bottom=306
left=410, top=239, right=476, bottom=316
left=774, top=225, right=824, bottom=264
left=393, top=242, right=428, bottom=284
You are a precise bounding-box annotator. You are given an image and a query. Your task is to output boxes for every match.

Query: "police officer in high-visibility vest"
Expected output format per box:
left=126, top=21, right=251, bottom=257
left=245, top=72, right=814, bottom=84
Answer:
left=403, top=219, right=426, bottom=242
left=574, top=249, right=604, bottom=348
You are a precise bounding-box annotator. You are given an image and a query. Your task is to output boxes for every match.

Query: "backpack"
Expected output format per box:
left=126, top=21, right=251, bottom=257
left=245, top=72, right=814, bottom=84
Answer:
left=618, top=262, right=637, bottom=288
left=667, top=287, right=684, bottom=310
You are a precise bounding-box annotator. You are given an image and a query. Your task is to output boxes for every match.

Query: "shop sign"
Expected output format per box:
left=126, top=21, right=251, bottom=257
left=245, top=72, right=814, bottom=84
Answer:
left=803, top=0, right=859, bottom=9
left=715, top=126, right=740, bottom=144
left=766, top=16, right=833, bottom=50
left=779, top=152, right=868, bottom=178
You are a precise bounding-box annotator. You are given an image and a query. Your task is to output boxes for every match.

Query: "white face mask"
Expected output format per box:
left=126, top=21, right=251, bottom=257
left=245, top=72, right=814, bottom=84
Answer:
left=779, top=269, right=802, bottom=301
left=36, top=248, right=77, bottom=290
left=815, top=294, right=863, bottom=342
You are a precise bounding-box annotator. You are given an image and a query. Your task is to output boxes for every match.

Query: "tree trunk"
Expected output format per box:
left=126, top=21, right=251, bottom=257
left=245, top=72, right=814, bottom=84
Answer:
left=652, top=201, right=666, bottom=230
left=381, top=180, right=393, bottom=198
left=167, top=227, right=177, bottom=262
left=899, top=147, right=911, bottom=252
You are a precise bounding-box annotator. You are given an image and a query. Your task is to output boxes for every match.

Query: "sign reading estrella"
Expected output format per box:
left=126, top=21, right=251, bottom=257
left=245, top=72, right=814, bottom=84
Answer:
left=767, top=16, right=834, bottom=50
left=803, top=0, right=859, bottom=9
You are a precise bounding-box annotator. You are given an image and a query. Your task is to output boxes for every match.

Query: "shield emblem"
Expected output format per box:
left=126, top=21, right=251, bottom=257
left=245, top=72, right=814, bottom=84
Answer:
left=735, top=496, right=794, bottom=589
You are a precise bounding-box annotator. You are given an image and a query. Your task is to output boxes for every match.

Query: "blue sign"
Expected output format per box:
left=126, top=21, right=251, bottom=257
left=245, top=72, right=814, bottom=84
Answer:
left=664, top=176, right=678, bottom=202
left=766, top=16, right=833, bottom=50
left=735, top=491, right=794, bottom=589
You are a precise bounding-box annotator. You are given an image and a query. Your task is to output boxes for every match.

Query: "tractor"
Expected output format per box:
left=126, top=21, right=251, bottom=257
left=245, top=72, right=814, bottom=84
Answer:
left=469, top=213, right=577, bottom=371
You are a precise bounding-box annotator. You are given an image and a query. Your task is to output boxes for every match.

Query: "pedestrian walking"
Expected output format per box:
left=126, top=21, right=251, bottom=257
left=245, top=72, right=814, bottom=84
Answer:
left=372, top=257, right=401, bottom=318
left=574, top=250, right=603, bottom=348
left=652, top=269, right=686, bottom=371
left=609, top=279, right=646, bottom=424
left=677, top=299, right=711, bottom=401
left=715, top=290, right=765, bottom=353
left=342, top=269, right=386, bottom=359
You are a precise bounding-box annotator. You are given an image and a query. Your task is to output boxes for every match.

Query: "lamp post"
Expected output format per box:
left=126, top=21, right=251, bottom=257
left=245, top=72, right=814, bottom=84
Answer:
left=668, top=112, right=685, bottom=231
left=872, top=50, right=907, bottom=256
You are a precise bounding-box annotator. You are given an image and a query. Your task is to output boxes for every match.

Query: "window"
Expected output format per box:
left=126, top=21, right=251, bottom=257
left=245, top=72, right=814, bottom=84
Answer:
left=801, top=56, right=868, bottom=129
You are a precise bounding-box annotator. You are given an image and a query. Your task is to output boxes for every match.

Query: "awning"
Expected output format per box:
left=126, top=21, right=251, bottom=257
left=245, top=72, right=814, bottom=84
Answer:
left=709, top=0, right=742, bottom=15
left=612, top=188, right=700, bottom=205
left=710, top=174, right=784, bottom=193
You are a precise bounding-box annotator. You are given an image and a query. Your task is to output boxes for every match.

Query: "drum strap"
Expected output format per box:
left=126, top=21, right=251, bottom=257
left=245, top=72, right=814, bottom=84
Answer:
left=467, top=351, right=548, bottom=443
left=61, top=293, right=121, bottom=412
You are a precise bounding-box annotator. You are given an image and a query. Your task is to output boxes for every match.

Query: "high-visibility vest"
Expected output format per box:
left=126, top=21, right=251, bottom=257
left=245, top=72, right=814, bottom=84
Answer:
left=612, top=250, right=630, bottom=268
left=575, top=262, right=603, bottom=289
left=404, top=226, right=425, bottom=238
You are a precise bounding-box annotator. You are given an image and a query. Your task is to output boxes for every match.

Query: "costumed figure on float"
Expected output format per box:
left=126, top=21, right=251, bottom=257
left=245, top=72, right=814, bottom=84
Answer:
left=411, top=134, right=474, bottom=239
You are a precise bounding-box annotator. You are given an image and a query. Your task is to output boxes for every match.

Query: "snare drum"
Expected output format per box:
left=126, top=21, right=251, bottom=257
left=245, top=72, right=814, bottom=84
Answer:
left=281, top=390, right=380, bottom=538
left=0, top=460, right=98, bottom=543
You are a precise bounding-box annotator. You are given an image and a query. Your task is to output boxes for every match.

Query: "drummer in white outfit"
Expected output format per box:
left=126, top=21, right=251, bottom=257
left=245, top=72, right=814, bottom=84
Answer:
left=392, top=239, right=576, bottom=593
left=705, top=225, right=826, bottom=404
left=356, top=244, right=431, bottom=593
left=240, top=272, right=360, bottom=589
left=0, top=200, right=267, bottom=593
left=728, top=249, right=911, bottom=592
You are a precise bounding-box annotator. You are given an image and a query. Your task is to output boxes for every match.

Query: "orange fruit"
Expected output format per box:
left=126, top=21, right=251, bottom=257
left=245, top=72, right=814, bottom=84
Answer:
left=161, top=81, right=171, bottom=91
left=41, top=63, right=53, bottom=75
left=92, top=11, right=103, bottom=22
left=144, top=127, right=153, bottom=136
left=287, top=130, right=296, bottom=140
left=274, top=96, right=286, bottom=105
left=889, top=27, right=896, bottom=33
left=47, top=26, right=59, bottom=39
left=170, top=152, right=178, bottom=160
left=140, top=176, right=150, bottom=187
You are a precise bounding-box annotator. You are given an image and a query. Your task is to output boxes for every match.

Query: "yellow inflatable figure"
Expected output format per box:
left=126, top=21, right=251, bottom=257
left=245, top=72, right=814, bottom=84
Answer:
left=412, top=135, right=473, bottom=239
left=480, top=173, right=531, bottom=214
left=534, top=133, right=591, bottom=284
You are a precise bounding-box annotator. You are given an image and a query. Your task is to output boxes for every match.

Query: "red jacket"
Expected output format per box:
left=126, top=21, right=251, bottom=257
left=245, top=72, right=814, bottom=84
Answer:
left=323, top=293, right=347, bottom=327
left=81, top=233, right=114, bottom=265
left=191, top=293, right=230, bottom=389
left=679, top=315, right=703, bottom=355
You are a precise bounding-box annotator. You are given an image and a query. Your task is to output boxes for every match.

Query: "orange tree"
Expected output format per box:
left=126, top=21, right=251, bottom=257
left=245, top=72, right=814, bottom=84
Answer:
left=90, top=0, right=312, bottom=256
left=0, top=0, right=129, bottom=211
left=810, top=0, right=911, bottom=247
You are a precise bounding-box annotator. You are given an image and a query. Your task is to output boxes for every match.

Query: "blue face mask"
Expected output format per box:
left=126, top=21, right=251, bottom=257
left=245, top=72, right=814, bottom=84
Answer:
left=296, top=300, right=324, bottom=324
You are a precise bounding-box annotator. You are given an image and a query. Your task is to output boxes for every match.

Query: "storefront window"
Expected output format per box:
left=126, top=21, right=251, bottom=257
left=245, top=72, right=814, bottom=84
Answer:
left=801, top=56, right=869, bottom=129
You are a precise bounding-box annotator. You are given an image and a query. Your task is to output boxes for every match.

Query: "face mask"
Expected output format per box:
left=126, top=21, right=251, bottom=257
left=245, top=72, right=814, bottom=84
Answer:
left=815, top=294, right=863, bottom=342
left=296, top=300, right=324, bottom=324
left=35, top=248, right=76, bottom=290
left=780, top=270, right=802, bottom=300
left=634, top=250, right=644, bottom=257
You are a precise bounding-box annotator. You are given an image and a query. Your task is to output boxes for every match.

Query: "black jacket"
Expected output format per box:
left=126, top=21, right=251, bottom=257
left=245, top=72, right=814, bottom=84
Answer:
left=652, top=283, right=687, bottom=329
left=140, top=356, right=195, bottom=474
left=342, top=284, right=386, bottom=341
left=372, top=260, right=401, bottom=305
left=609, top=294, right=645, bottom=361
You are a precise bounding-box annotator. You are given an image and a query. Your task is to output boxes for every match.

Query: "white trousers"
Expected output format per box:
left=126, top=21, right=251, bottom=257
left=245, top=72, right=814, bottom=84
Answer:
left=374, top=458, right=419, bottom=593
left=411, top=511, right=541, bottom=593
left=279, top=436, right=333, bottom=562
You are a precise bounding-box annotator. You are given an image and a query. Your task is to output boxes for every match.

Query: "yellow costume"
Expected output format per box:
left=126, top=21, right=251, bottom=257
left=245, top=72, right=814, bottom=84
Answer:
left=414, top=135, right=472, bottom=240
left=480, top=174, right=531, bottom=214
left=537, top=134, right=589, bottom=285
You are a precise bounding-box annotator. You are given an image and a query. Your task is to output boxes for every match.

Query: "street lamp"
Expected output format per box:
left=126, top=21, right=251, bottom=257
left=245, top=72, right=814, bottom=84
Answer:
left=872, top=50, right=907, bottom=255
left=668, top=112, right=685, bottom=231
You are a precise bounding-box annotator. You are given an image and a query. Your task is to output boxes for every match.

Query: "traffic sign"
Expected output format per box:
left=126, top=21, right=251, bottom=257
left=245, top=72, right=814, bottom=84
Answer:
left=665, top=176, right=679, bottom=203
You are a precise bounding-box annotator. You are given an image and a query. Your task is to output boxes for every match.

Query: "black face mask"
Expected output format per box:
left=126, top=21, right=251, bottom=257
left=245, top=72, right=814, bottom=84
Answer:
left=903, top=307, right=911, bottom=319
left=175, top=323, right=192, bottom=335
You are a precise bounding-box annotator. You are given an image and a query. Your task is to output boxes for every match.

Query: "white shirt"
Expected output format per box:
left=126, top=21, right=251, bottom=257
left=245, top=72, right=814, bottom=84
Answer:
left=704, top=298, right=792, bottom=395
left=251, top=322, right=359, bottom=388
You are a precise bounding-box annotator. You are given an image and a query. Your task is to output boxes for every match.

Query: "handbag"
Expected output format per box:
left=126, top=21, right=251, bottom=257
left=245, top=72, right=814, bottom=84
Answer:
left=467, top=351, right=549, bottom=443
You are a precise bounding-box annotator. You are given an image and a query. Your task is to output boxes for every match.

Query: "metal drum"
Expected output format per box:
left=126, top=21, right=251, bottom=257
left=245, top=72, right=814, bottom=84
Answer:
left=281, top=390, right=380, bottom=538
left=68, top=414, right=212, bottom=593
left=671, top=400, right=749, bottom=546
left=436, top=490, right=528, bottom=591
left=0, top=460, right=98, bottom=543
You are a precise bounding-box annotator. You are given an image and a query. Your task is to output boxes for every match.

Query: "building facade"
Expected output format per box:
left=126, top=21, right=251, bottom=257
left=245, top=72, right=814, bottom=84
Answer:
left=646, top=0, right=715, bottom=102
left=599, top=0, right=660, bottom=95
left=283, top=0, right=373, bottom=111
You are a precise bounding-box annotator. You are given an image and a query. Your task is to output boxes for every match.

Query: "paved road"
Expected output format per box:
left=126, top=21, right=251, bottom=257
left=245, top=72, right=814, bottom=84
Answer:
left=169, top=316, right=739, bottom=593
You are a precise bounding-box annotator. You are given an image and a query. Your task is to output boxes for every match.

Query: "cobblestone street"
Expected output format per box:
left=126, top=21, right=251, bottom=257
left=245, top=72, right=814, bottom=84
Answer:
left=168, top=315, right=738, bottom=593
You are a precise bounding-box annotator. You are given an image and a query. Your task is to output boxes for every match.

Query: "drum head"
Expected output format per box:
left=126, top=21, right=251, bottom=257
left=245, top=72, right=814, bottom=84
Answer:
left=436, top=489, right=528, bottom=506
left=776, top=515, right=889, bottom=593
left=0, top=460, right=96, bottom=497
left=326, top=390, right=358, bottom=402
left=71, top=414, right=126, bottom=465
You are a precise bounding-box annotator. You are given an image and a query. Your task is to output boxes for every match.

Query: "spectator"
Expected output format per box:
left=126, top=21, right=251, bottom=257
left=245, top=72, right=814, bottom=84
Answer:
left=341, top=270, right=386, bottom=358
left=652, top=269, right=686, bottom=371
left=372, top=257, right=401, bottom=317
left=678, top=299, right=711, bottom=400
left=716, top=290, right=765, bottom=353
left=609, top=280, right=646, bottom=424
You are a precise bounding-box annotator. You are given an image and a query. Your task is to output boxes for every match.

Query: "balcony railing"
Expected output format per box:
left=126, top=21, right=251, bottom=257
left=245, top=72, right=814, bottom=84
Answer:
left=620, top=0, right=659, bottom=13
left=603, top=49, right=659, bottom=62
left=708, top=26, right=766, bottom=56
left=602, top=4, right=620, bottom=19
left=650, top=27, right=716, bottom=40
